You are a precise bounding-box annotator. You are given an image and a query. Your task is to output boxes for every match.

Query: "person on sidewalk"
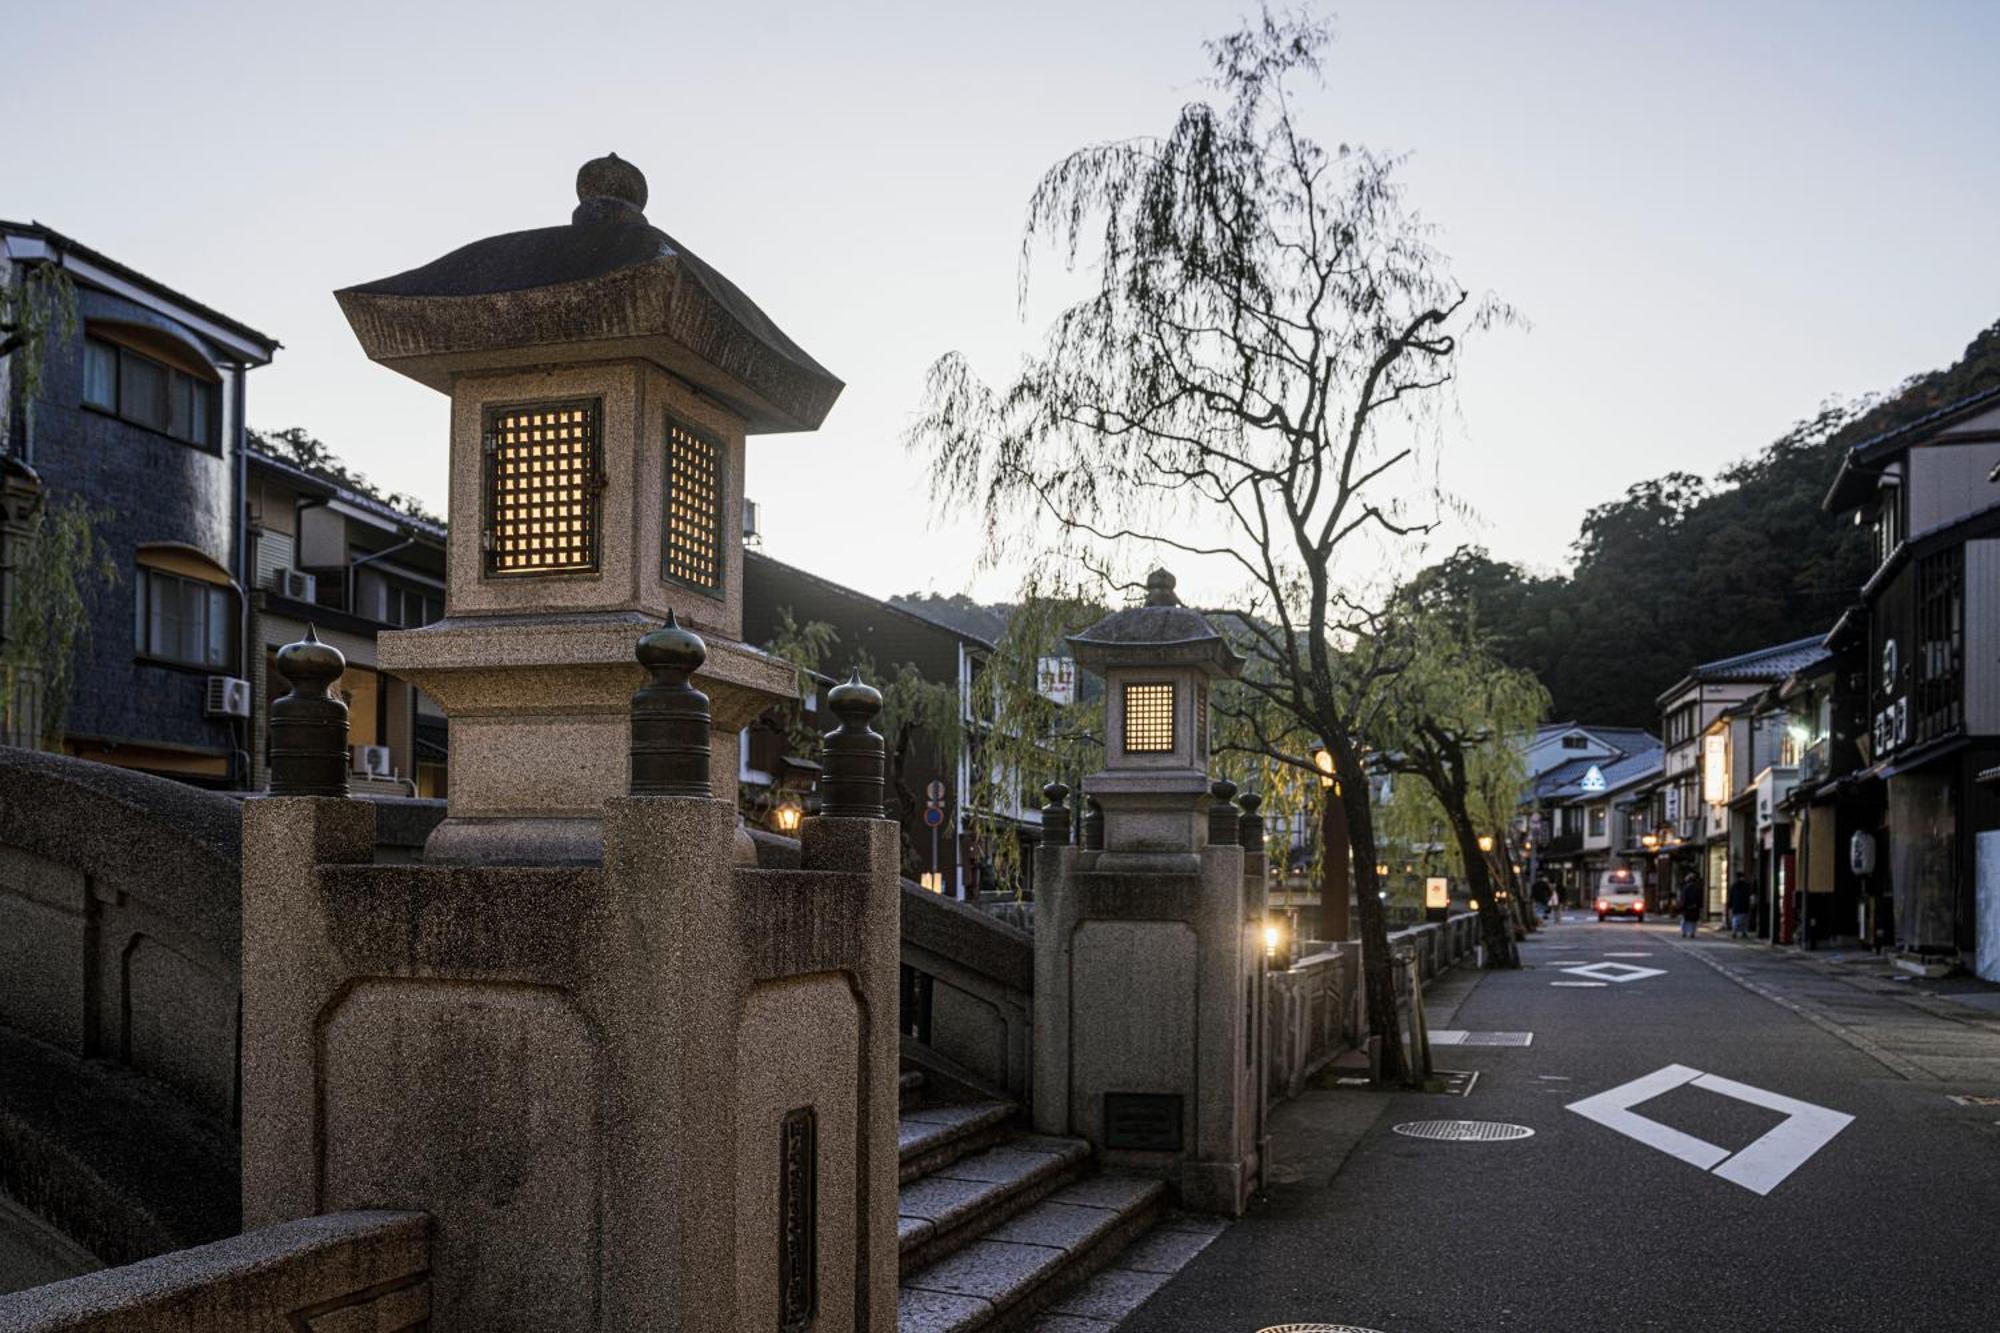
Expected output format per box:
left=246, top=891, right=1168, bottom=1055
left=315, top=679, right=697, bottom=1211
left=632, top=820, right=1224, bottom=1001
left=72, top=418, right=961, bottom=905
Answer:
left=1534, top=877, right=1555, bottom=923
left=1727, top=874, right=1752, bottom=939
left=1678, top=871, right=1704, bottom=939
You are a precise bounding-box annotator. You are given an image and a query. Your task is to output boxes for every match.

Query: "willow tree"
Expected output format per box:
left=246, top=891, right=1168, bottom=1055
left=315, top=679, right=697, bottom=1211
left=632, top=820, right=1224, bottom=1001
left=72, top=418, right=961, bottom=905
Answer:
left=761, top=609, right=963, bottom=879
left=961, top=574, right=1108, bottom=895
left=1372, top=609, right=1548, bottom=968
left=907, top=11, right=1503, bottom=1078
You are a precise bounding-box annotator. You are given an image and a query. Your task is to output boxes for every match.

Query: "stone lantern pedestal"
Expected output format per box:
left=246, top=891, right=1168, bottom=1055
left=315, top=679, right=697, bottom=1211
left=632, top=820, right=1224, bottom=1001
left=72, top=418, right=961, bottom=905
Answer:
left=335, top=153, right=840, bottom=864
left=233, top=157, right=900, bottom=1331
left=1031, top=570, right=1264, bottom=1214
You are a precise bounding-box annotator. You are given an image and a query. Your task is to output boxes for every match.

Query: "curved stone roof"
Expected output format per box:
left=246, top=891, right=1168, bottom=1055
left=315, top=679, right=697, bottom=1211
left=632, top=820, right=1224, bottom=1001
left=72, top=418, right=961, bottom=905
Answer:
left=1067, top=569, right=1244, bottom=675
left=335, top=154, right=842, bottom=434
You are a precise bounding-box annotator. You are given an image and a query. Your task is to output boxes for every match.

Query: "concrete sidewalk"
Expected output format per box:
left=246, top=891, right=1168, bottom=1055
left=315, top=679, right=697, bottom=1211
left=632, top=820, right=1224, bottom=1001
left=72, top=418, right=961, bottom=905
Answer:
left=1674, top=933, right=2000, bottom=1085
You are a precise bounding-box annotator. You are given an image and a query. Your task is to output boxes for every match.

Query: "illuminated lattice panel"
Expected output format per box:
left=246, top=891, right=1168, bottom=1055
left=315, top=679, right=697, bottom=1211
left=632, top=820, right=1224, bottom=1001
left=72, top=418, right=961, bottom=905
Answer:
left=484, top=401, right=600, bottom=575
left=1123, top=681, right=1177, bottom=753
left=664, top=420, right=722, bottom=592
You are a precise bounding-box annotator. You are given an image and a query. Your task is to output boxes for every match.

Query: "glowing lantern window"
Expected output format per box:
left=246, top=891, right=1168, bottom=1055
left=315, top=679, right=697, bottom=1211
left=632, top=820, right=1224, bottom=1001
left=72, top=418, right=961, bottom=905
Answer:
left=1123, top=681, right=1176, bottom=753
left=1195, top=684, right=1209, bottom=759
left=483, top=400, right=601, bottom=575
left=663, top=419, right=722, bottom=593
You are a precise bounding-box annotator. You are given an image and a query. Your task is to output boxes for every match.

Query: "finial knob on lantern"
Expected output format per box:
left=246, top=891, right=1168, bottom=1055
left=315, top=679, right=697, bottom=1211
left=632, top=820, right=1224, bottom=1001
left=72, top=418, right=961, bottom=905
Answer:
left=574, top=152, right=649, bottom=224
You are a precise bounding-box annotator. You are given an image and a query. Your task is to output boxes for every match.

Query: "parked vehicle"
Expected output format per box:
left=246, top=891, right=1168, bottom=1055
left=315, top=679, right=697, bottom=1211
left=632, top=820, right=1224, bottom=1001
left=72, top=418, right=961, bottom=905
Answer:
left=1595, top=867, right=1645, bottom=922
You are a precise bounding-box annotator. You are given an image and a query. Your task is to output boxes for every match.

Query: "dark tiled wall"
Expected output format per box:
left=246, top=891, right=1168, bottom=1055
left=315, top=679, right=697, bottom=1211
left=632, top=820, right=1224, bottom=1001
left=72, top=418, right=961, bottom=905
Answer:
left=23, top=288, right=240, bottom=765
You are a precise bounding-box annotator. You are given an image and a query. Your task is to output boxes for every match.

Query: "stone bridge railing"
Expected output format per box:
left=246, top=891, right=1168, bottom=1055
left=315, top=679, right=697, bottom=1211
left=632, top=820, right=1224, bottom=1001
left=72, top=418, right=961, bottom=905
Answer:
left=0, top=1210, right=430, bottom=1331
left=0, top=746, right=444, bottom=1273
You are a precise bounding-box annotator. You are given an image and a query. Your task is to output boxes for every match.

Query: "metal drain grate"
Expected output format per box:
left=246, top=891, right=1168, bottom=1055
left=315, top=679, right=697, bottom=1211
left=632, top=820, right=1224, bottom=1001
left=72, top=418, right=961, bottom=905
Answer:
left=1258, top=1326, right=1386, bottom=1332
left=1393, top=1119, right=1535, bottom=1142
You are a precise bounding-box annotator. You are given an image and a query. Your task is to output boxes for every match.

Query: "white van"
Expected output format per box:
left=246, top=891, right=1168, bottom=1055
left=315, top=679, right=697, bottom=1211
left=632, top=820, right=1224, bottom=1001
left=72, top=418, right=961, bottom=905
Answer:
left=1595, top=867, right=1645, bottom=922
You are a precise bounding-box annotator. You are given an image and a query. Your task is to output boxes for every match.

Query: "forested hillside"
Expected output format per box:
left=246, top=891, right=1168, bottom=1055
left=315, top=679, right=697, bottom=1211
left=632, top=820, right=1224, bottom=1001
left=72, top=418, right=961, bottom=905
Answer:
left=892, top=321, right=2000, bottom=729
left=1421, top=319, right=2000, bottom=725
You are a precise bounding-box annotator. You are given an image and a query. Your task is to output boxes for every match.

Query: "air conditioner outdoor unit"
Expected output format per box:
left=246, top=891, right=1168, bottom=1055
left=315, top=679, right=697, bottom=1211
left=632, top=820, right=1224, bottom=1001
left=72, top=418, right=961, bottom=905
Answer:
left=204, top=675, right=251, bottom=719
left=273, top=568, right=317, bottom=601
left=355, top=744, right=394, bottom=779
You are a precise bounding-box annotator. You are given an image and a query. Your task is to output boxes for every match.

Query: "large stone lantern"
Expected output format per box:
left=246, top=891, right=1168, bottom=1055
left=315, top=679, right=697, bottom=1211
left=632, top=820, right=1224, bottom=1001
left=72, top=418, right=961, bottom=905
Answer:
left=1067, top=568, right=1244, bottom=870
left=336, top=153, right=839, bottom=863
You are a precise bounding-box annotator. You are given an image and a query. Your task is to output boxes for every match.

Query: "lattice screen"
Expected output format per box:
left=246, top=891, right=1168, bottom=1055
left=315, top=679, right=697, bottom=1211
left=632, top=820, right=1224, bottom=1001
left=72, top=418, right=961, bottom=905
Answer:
left=664, top=420, right=722, bottom=592
left=1123, top=681, right=1176, bottom=753
left=483, top=400, right=600, bottom=575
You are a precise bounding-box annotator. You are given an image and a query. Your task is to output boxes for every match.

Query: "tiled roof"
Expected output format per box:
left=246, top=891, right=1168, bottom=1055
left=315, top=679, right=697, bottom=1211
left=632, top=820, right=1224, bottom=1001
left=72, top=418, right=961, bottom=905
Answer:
left=1691, top=635, right=1831, bottom=684
left=1535, top=748, right=1664, bottom=804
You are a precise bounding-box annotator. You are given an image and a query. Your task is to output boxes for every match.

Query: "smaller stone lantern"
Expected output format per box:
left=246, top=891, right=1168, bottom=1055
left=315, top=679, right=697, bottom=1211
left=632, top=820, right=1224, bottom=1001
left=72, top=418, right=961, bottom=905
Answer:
left=1067, top=569, right=1244, bottom=871
left=1033, top=568, right=1262, bottom=1215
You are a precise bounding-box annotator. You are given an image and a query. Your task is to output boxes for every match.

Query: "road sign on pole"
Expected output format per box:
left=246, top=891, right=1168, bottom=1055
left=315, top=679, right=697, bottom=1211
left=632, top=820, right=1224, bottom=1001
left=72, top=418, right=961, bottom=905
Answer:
left=926, top=778, right=946, bottom=802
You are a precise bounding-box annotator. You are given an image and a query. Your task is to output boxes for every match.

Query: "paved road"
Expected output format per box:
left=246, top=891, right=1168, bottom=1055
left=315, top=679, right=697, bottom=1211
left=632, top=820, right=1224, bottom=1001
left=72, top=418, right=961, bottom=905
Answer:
left=1124, top=916, right=2000, bottom=1333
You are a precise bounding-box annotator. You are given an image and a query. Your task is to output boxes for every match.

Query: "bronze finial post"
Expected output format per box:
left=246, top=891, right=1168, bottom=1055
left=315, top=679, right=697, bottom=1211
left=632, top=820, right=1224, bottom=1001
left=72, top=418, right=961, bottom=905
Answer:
left=630, top=610, right=713, bottom=797
left=819, top=671, right=887, bottom=819
left=269, top=626, right=350, bottom=797
left=1207, top=778, right=1240, bottom=845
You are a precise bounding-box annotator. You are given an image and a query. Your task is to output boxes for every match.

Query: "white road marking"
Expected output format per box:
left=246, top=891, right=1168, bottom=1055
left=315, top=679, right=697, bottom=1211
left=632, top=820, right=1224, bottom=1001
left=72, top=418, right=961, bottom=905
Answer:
left=1566, top=1064, right=1728, bottom=1170
left=1605, top=952, right=1655, bottom=958
left=1430, top=1029, right=1468, bottom=1046
left=1693, top=1072, right=1856, bottom=1196
left=1551, top=980, right=1609, bottom=988
left=1560, top=962, right=1666, bottom=984
left=1564, top=1063, right=1855, bottom=1196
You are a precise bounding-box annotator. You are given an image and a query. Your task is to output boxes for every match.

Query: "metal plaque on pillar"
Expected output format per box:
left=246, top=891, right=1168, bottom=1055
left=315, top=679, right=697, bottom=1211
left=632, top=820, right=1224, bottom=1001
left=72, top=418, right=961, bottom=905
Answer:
left=1104, top=1093, right=1184, bottom=1152
left=779, top=1105, right=818, bottom=1331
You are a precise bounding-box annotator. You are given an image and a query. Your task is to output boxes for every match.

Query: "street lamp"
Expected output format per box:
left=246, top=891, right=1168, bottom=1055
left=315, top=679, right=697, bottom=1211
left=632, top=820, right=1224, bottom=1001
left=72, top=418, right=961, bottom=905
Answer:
left=773, top=797, right=803, bottom=833
left=1313, top=742, right=1337, bottom=792
left=1477, top=834, right=1495, bottom=854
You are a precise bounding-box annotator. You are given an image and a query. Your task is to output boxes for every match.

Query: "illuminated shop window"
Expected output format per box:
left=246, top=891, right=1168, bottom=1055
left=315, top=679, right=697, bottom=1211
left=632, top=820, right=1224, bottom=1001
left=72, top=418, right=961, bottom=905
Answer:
left=1123, top=681, right=1176, bottom=753
left=664, top=419, right=722, bottom=592
left=483, top=400, right=601, bottom=575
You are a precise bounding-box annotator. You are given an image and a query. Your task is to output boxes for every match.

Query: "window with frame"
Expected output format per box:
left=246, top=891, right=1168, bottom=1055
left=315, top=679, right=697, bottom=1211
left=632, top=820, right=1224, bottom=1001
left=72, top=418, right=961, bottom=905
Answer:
left=483, top=400, right=601, bottom=575
left=135, top=567, right=234, bottom=669
left=82, top=335, right=219, bottom=449
left=1913, top=547, right=1963, bottom=744
left=1588, top=806, right=1606, bottom=838
left=1123, top=681, right=1176, bottom=753
left=663, top=418, right=723, bottom=593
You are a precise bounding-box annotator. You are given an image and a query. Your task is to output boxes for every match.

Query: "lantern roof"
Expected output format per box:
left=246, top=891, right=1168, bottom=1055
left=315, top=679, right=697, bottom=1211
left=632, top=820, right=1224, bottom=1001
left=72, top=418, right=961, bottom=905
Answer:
left=335, top=153, right=843, bottom=434
left=1067, top=569, right=1244, bottom=677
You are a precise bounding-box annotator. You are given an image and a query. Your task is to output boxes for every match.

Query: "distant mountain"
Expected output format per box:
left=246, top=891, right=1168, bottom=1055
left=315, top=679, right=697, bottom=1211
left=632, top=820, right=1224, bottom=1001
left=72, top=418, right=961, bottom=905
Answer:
left=1418, top=318, right=2000, bottom=726
left=888, top=592, right=1012, bottom=644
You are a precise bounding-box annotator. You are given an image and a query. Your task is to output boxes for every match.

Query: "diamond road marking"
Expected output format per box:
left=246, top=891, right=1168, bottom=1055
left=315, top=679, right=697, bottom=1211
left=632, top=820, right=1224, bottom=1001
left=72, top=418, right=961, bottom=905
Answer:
left=1565, top=1063, right=1854, bottom=1196
left=1561, top=962, right=1665, bottom=983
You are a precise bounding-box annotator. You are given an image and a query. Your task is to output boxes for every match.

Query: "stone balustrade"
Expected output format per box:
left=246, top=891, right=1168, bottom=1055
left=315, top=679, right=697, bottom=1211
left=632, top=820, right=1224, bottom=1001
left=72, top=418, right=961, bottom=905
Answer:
left=0, top=1211, right=430, bottom=1331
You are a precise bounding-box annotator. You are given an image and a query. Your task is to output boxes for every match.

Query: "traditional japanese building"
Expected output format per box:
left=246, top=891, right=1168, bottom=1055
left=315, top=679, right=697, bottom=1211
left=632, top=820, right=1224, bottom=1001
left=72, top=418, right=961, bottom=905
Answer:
left=1823, top=386, right=2000, bottom=975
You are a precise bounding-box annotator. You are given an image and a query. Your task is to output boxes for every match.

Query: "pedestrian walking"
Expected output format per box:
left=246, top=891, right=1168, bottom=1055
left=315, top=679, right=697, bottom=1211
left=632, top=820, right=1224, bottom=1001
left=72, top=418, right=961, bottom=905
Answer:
left=1727, top=874, right=1752, bottom=939
left=1534, top=877, right=1554, bottom=923
left=1678, top=871, right=1703, bottom=939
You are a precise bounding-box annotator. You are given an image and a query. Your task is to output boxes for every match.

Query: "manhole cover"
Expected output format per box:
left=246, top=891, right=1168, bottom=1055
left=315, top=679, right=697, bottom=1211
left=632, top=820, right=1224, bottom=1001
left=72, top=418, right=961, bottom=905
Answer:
left=1392, top=1119, right=1535, bottom=1142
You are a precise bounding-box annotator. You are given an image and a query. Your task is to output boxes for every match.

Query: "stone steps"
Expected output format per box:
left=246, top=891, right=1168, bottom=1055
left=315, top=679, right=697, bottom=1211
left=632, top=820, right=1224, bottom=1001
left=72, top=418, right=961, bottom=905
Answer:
left=898, top=1100, right=1017, bottom=1185
left=897, top=1174, right=1167, bottom=1332
left=895, top=1075, right=1176, bottom=1333
left=898, top=1136, right=1090, bottom=1275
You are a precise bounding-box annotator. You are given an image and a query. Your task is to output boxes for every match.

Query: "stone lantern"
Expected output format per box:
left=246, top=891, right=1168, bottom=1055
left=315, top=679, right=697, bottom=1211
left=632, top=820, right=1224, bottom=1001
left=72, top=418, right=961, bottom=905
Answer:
left=1032, top=568, right=1263, bottom=1215
left=1066, top=568, right=1244, bottom=870
left=336, top=153, right=839, bottom=864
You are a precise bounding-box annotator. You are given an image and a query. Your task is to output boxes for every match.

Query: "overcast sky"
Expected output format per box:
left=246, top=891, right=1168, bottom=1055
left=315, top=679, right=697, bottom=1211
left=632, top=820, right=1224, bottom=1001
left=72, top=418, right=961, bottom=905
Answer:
left=9, top=0, right=1998, bottom=606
